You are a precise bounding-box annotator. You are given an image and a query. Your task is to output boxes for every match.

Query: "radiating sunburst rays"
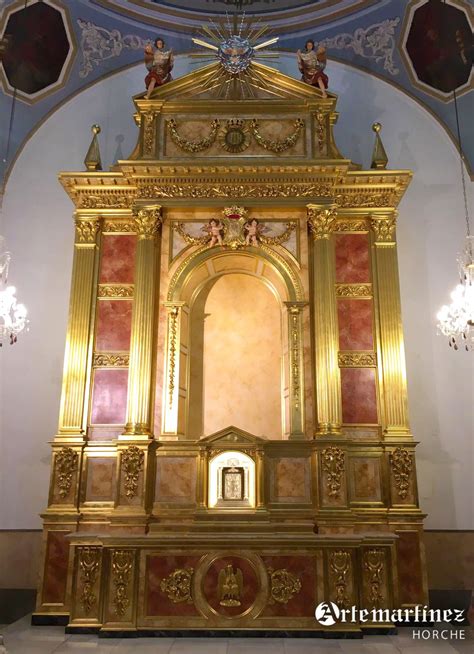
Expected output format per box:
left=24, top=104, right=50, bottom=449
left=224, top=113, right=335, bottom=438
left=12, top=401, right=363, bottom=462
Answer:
left=189, top=13, right=280, bottom=99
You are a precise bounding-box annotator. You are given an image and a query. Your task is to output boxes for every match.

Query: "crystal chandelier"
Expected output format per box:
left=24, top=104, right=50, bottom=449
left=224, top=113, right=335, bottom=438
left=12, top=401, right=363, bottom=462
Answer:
left=0, top=236, right=28, bottom=346
left=436, top=88, right=472, bottom=352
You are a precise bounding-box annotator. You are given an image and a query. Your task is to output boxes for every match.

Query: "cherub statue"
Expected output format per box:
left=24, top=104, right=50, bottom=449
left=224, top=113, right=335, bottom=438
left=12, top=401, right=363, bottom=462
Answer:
left=202, top=219, right=224, bottom=247
left=244, top=218, right=265, bottom=246
left=144, top=37, right=174, bottom=98
left=297, top=39, right=328, bottom=98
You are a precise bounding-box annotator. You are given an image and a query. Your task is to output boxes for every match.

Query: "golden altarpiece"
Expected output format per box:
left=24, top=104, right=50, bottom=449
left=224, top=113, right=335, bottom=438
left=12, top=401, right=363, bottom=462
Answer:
left=33, top=60, right=428, bottom=635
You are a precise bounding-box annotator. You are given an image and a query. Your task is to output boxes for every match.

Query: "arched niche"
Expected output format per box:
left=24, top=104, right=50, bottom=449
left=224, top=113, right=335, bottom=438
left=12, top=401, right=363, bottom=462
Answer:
left=162, top=247, right=306, bottom=440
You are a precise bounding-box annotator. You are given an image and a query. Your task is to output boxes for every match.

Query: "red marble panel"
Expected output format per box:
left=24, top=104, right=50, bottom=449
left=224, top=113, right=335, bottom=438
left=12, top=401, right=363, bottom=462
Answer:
left=338, top=299, right=374, bottom=350
left=341, top=368, right=378, bottom=424
left=146, top=555, right=201, bottom=616
left=397, top=531, right=424, bottom=605
left=85, top=458, right=116, bottom=501
left=335, top=234, right=370, bottom=283
left=42, top=531, right=70, bottom=604
left=95, top=300, right=132, bottom=352
left=261, top=556, right=316, bottom=617
left=99, top=235, right=136, bottom=284
left=90, top=369, right=128, bottom=424
left=202, top=556, right=259, bottom=618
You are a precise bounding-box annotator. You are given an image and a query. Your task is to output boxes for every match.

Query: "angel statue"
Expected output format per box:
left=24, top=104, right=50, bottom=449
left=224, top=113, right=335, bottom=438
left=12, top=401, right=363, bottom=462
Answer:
left=243, top=218, right=266, bottom=246
left=202, top=218, right=224, bottom=247
left=297, top=39, right=328, bottom=98
left=144, top=37, right=174, bottom=98
left=218, top=564, right=243, bottom=607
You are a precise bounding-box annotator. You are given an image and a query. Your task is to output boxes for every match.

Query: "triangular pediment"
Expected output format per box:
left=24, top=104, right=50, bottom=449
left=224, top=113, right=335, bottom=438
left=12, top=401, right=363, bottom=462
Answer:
left=200, top=426, right=266, bottom=445
left=134, top=61, right=336, bottom=104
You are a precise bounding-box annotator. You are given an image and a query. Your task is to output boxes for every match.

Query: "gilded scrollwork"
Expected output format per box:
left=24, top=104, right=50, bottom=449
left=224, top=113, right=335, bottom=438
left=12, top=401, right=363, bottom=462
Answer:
left=338, top=352, right=377, bottom=367
left=315, top=113, right=326, bottom=153
left=307, top=205, right=338, bottom=240
left=259, top=222, right=296, bottom=246
left=160, top=568, right=194, bottom=604
left=78, top=547, right=101, bottom=614
left=75, top=219, right=100, bottom=244
left=55, top=447, right=78, bottom=499
left=78, top=193, right=132, bottom=209
left=364, top=549, right=385, bottom=608
left=321, top=446, right=345, bottom=497
left=143, top=111, right=156, bottom=156
left=335, top=220, right=368, bottom=232
left=138, top=183, right=333, bottom=200
left=121, top=446, right=144, bottom=499
left=335, top=283, right=372, bottom=298
left=133, top=206, right=162, bottom=238
left=111, top=550, right=134, bottom=617
left=103, top=221, right=136, bottom=233
left=167, top=306, right=180, bottom=408
left=329, top=550, right=351, bottom=608
left=371, top=216, right=396, bottom=242
left=93, top=353, right=130, bottom=368
left=338, top=192, right=394, bottom=208
left=267, top=568, right=302, bottom=605
left=250, top=118, right=305, bottom=153
left=173, top=222, right=209, bottom=246
left=389, top=447, right=413, bottom=500
left=287, top=304, right=302, bottom=411
left=167, top=118, right=220, bottom=153
left=98, top=284, right=134, bottom=298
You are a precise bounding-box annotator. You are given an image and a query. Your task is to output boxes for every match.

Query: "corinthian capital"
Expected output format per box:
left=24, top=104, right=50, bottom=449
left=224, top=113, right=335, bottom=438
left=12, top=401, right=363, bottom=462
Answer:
left=371, top=214, right=396, bottom=243
left=74, top=216, right=101, bottom=244
left=133, top=205, right=162, bottom=239
left=307, top=204, right=338, bottom=240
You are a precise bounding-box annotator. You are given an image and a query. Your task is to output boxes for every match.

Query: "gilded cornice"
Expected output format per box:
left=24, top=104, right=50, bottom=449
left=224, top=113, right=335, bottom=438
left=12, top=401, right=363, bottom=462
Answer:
left=59, top=165, right=411, bottom=210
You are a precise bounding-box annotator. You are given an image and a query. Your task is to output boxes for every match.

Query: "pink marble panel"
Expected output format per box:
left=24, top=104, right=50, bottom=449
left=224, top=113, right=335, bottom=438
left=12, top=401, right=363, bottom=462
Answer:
left=95, top=300, right=132, bottom=352
left=341, top=368, right=378, bottom=424
left=155, top=457, right=197, bottom=502
left=99, top=235, right=136, bottom=284
left=42, top=531, right=70, bottom=604
left=85, top=458, right=116, bottom=501
left=90, top=368, right=128, bottom=424
left=352, top=458, right=381, bottom=500
left=272, top=458, right=310, bottom=502
left=338, top=299, right=374, bottom=350
left=335, top=234, right=370, bottom=283
left=397, top=531, right=424, bottom=605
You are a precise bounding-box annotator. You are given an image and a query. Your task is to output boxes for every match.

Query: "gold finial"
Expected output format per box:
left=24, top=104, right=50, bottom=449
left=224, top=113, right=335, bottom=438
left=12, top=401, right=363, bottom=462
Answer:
left=371, top=121, right=388, bottom=170
left=84, top=124, right=102, bottom=172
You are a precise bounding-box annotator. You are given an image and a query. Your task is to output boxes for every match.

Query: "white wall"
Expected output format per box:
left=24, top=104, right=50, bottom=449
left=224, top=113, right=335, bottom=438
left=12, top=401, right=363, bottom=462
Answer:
left=0, top=56, right=472, bottom=529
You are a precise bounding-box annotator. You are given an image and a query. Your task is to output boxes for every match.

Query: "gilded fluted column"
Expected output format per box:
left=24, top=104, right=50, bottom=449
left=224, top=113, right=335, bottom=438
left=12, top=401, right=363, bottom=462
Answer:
left=371, top=213, right=410, bottom=437
left=308, top=204, right=342, bottom=434
left=123, top=205, right=162, bottom=437
left=58, top=214, right=101, bottom=437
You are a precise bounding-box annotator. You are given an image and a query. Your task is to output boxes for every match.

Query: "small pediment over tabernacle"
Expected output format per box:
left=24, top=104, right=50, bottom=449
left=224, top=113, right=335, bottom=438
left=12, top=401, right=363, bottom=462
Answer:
left=200, top=426, right=266, bottom=445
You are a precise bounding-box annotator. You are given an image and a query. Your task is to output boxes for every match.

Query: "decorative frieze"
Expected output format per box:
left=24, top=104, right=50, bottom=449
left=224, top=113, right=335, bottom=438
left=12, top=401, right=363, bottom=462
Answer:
left=93, top=353, right=130, bottom=368
left=167, top=118, right=220, bottom=153
left=98, top=284, right=134, bottom=299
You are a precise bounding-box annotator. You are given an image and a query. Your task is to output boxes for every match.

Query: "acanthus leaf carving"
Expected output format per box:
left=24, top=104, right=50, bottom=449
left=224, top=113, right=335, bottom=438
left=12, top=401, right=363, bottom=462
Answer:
left=160, top=568, right=194, bottom=604
left=121, top=446, right=144, bottom=499
left=55, top=447, right=78, bottom=499
left=389, top=447, right=413, bottom=500
left=111, top=549, right=134, bottom=617
left=267, top=567, right=302, bottom=605
left=321, top=446, right=345, bottom=498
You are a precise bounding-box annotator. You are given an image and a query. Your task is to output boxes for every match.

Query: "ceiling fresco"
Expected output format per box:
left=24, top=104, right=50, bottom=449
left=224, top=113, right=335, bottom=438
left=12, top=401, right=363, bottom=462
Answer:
left=0, top=0, right=472, bottom=185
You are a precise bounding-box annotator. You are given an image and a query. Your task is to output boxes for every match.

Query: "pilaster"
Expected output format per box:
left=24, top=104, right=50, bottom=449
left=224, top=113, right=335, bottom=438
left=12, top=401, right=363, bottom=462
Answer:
left=57, top=214, right=101, bottom=439
left=371, top=212, right=410, bottom=438
left=308, top=204, right=342, bottom=435
left=122, top=205, right=162, bottom=437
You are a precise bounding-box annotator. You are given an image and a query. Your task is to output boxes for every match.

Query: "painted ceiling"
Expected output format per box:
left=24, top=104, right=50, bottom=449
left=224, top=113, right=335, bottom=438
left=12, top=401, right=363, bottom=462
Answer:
left=0, top=0, right=472, bottom=184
